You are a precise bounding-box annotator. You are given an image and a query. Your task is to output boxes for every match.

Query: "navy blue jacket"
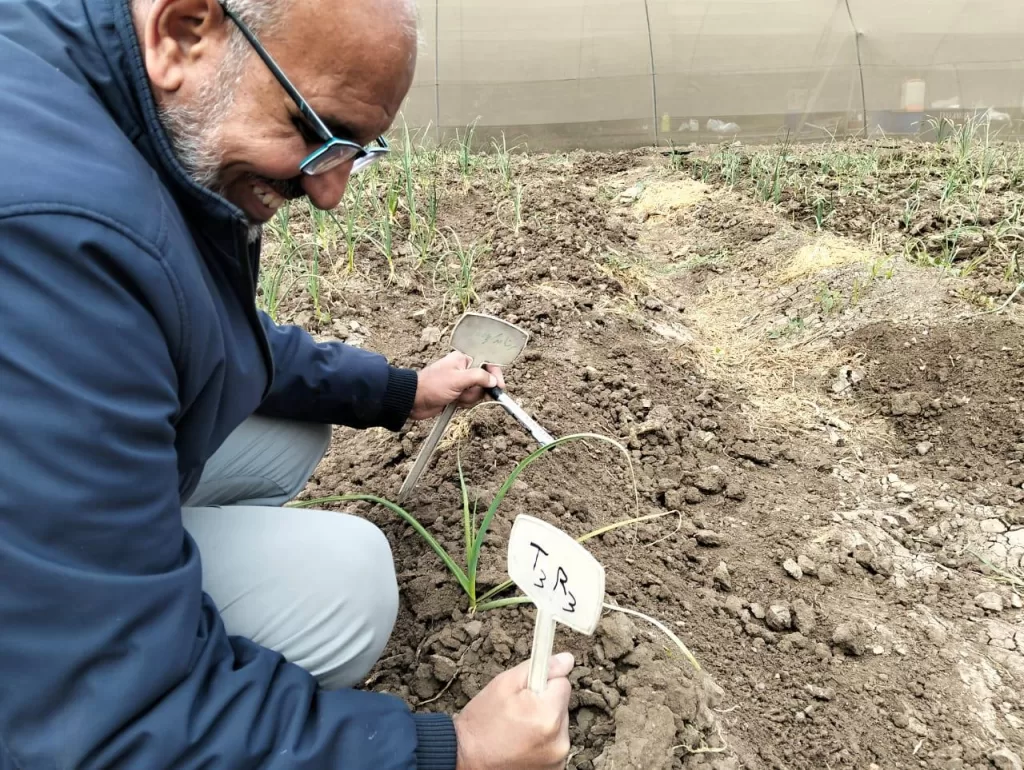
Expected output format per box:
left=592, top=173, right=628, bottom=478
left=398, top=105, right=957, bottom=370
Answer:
left=0, top=0, right=456, bottom=766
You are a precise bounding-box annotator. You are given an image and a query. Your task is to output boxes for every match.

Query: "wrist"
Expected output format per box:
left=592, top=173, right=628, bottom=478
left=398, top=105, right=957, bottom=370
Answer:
left=382, top=366, right=419, bottom=430
left=413, top=712, right=458, bottom=770
left=453, top=714, right=471, bottom=770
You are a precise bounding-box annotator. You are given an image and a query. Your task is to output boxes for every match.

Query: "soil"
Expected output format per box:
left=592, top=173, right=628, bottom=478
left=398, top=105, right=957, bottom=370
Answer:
left=271, top=138, right=1024, bottom=769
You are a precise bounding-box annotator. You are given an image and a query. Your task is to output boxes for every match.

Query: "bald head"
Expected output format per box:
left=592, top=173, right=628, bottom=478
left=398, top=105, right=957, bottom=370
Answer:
left=250, top=0, right=420, bottom=132
left=136, top=0, right=418, bottom=234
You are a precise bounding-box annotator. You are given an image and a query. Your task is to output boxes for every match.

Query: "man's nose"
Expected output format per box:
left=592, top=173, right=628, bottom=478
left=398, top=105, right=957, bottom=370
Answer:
left=302, top=164, right=352, bottom=210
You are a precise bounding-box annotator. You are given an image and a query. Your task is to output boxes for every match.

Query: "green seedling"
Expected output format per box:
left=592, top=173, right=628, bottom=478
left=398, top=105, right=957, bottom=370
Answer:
left=721, top=147, right=742, bottom=188
left=941, top=167, right=963, bottom=208
left=491, top=132, right=517, bottom=195
left=668, top=140, right=687, bottom=172
left=400, top=120, right=418, bottom=239
left=456, top=120, right=478, bottom=182
left=768, top=317, right=805, bottom=340
left=902, top=195, right=920, bottom=231
left=293, top=432, right=639, bottom=612
left=259, top=204, right=297, bottom=321
left=970, top=549, right=1024, bottom=590
left=869, top=256, right=895, bottom=282
left=342, top=175, right=365, bottom=273
left=291, top=431, right=701, bottom=674
left=412, top=174, right=439, bottom=265
left=305, top=202, right=338, bottom=321
left=752, top=134, right=791, bottom=204
left=367, top=179, right=400, bottom=279
left=816, top=283, right=840, bottom=314
left=813, top=193, right=834, bottom=231
left=436, top=232, right=482, bottom=313
left=850, top=276, right=865, bottom=306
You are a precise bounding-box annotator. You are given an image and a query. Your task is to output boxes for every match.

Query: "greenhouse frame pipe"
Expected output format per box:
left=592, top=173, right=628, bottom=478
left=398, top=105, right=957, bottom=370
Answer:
left=643, top=0, right=659, bottom=142
left=844, top=0, right=869, bottom=138
left=434, top=0, right=441, bottom=142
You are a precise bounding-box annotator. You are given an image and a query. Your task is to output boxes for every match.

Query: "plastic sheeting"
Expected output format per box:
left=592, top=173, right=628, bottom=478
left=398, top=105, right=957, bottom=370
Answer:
left=398, top=0, right=1024, bottom=150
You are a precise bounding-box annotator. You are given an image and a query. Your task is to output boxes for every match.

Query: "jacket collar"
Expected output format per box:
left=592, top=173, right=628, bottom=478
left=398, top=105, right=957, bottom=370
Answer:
left=85, top=0, right=254, bottom=254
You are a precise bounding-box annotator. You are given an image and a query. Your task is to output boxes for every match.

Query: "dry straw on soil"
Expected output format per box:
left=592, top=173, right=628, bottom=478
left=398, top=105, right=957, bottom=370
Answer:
left=633, top=182, right=886, bottom=444
left=681, top=275, right=871, bottom=444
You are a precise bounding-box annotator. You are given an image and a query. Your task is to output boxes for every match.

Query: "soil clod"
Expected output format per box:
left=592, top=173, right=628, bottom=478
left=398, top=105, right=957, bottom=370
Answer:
left=765, top=603, right=792, bottom=632
left=694, top=468, right=727, bottom=495
left=796, top=554, right=817, bottom=576
left=598, top=613, right=636, bottom=661
left=975, top=592, right=1005, bottom=613
left=593, top=701, right=676, bottom=770
left=990, top=748, right=1024, bottom=770
left=694, top=530, right=727, bottom=547
left=713, top=561, right=732, bottom=592
left=832, top=621, right=871, bottom=656
left=791, top=599, right=816, bottom=635
left=806, top=684, right=834, bottom=701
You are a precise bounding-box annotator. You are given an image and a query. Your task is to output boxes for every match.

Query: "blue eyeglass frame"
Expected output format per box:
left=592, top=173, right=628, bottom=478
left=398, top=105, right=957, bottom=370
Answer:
left=220, top=3, right=389, bottom=176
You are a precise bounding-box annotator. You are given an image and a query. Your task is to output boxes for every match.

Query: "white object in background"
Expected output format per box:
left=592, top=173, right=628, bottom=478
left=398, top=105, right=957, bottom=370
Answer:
left=507, top=515, right=605, bottom=694
left=901, top=79, right=926, bottom=111
left=984, top=107, right=1011, bottom=123
left=707, top=118, right=741, bottom=134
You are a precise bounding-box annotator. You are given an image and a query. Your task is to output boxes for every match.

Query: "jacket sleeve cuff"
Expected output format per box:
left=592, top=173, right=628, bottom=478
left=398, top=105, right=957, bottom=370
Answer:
left=379, top=366, right=419, bottom=432
left=413, top=713, right=458, bottom=770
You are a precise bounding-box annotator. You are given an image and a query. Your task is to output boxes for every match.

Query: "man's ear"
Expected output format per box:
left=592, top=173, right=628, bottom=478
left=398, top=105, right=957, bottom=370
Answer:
left=140, top=0, right=230, bottom=95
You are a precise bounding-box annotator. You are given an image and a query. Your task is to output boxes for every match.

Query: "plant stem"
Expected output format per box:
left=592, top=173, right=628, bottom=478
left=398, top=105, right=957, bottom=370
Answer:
left=475, top=596, right=533, bottom=613
left=602, top=602, right=701, bottom=672
left=457, top=449, right=476, bottom=605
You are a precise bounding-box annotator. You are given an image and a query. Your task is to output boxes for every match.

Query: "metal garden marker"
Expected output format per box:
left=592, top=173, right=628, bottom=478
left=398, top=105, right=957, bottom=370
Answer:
left=398, top=313, right=529, bottom=504
left=507, top=515, right=605, bottom=694
left=487, top=386, right=556, bottom=446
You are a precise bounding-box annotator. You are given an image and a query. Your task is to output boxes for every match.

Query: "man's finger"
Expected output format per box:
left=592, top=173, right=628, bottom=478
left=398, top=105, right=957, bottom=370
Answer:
left=508, top=651, right=576, bottom=691
left=547, top=652, right=575, bottom=679
left=457, top=386, right=485, bottom=407
left=455, top=367, right=498, bottom=391
left=483, top=364, right=506, bottom=391
left=445, top=350, right=472, bottom=369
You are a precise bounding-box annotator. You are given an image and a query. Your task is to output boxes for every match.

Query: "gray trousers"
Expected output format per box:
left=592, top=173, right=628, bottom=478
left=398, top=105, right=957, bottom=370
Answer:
left=182, top=416, right=398, bottom=690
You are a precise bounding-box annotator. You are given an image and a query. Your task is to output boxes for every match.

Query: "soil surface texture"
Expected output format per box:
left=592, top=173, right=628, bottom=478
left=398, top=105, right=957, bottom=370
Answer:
left=267, top=135, right=1024, bottom=769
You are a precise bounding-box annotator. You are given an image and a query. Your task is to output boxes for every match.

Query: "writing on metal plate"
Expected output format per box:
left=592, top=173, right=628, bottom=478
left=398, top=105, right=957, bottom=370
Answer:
left=474, top=330, right=519, bottom=350
left=528, top=542, right=577, bottom=614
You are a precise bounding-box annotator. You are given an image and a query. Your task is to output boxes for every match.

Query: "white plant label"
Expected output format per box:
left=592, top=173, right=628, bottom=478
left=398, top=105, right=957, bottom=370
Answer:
left=508, top=515, right=606, bottom=633
left=507, top=515, right=606, bottom=693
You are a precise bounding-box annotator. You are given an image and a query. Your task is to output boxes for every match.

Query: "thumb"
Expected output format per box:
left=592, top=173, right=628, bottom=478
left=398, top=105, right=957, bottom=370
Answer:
left=509, top=652, right=576, bottom=690
left=547, top=651, right=576, bottom=680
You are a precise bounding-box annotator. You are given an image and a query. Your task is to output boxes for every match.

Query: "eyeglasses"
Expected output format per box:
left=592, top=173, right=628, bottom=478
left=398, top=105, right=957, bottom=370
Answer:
left=220, top=3, right=389, bottom=176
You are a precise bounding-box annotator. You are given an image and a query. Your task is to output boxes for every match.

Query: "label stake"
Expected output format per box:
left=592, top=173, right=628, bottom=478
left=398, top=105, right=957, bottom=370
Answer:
left=506, top=515, right=605, bottom=693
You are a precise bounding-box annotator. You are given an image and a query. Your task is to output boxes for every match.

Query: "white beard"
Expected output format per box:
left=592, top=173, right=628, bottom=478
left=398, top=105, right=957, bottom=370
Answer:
left=156, top=40, right=260, bottom=242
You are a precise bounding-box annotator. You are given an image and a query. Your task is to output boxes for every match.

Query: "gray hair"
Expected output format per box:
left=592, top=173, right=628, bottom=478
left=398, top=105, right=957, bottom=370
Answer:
left=221, top=0, right=286, bottom=38
left=220, top=0, right=424, bottom=74
left=221, top=0, right=421, bottom=45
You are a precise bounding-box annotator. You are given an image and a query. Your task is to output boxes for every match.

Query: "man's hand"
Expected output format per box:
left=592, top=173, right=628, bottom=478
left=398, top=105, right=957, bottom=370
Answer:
left=410, top=351, right=506, bottom=421
left=453, top=652, right=575, bottom=770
